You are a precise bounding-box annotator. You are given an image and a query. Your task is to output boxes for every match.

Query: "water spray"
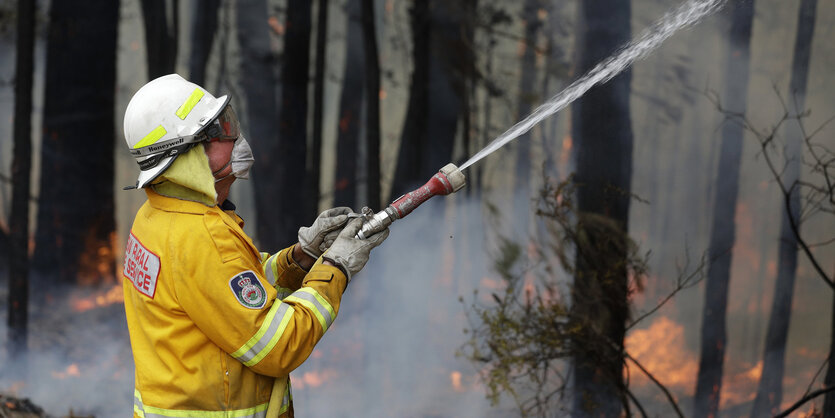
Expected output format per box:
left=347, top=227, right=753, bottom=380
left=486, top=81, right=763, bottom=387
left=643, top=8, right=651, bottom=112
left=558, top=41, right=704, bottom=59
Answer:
left=356, top=163, right=466, bottom=239
left=356, top=0, right=724, bottom=238
left=460, top=0, right=725, bottom=170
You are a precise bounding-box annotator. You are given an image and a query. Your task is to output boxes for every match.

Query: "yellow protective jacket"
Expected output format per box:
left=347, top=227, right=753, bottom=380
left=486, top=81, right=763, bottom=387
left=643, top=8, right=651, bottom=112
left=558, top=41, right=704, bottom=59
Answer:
left=124, top=189, right=347, bottom=417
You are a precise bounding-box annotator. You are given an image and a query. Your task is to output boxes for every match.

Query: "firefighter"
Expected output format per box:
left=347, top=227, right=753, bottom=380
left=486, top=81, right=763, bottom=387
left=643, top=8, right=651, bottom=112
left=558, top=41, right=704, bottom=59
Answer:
left=121, top=74, right=388, bottom=417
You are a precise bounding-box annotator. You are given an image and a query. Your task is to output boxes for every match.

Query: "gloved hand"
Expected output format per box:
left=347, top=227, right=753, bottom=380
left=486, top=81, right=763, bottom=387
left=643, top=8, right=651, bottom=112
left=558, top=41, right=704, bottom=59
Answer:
left=298, top=207, right=353, bottom=258
left=323, top=218, right=389, bottom=281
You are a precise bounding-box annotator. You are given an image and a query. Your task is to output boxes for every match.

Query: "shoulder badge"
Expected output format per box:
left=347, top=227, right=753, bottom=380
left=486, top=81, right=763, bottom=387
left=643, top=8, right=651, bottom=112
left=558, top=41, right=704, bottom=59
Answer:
left=228, top=271, right=267, bottom=309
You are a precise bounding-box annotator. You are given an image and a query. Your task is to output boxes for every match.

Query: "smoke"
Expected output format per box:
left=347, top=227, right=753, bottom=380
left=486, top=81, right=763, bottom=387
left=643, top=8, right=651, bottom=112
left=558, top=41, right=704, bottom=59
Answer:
left=291, top=194, right=513, bottom=417
left=0, top=284, right=134, bottom=416
left=0, top=194, right=510, bottom=417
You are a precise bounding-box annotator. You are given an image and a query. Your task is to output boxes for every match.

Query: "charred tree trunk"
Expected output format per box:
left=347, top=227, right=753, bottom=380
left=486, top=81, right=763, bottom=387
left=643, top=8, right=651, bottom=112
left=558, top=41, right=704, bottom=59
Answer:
left=333, top=0, right=363, bottom=209
left=570, top=0, right=633, bottom=416
left=425, top=1, right=464, bottom=184
left=308, top=0, right=329, bottom=215
left=7, top=0, right=36, bottom=359
left=514, top=0, right=541, bottom=235
left=189, top=0, right=220, bottom=86
left=362, top=0, right=381, bottom=210
left=236, top=0, right=280, bottom=248
left=140, top=0, right=179, bottom=79
left=391, top=0, right=429, bottom=195
left=275, top=0, right=312, bottom=244
left=33, top=0, right=119, bottom=285
left=826, top=294, right=835, bottom=417
left=461, top=0, right=478, bottom=196
left=751, top=1, right=817, bottom=416
left=392, top=0, right=465, bottom=194
left=694, top=2, right=756, bottom=417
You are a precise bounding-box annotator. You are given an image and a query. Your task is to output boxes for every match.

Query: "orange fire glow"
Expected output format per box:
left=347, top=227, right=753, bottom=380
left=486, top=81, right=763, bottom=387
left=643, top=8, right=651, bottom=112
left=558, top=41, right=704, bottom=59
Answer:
left=268, top=17, right=285, bottom=35
left=71, top=285, right=124, bottom=312
left=559, top=135, right=573, bottom=167
left=450, top=371, right=464, bottom=392
left=77, top=231, right=119, bottom=285
left=51, top=363, right=81, bottom=379
left=627, top=316, right=782, bottom=411
left=294, top=369, right=338, bottom=389
left=625, top=316, right=698, bottom=390
left=718, top=361, right=762, bottom=408
left=562, top=135, right=573, bottom=152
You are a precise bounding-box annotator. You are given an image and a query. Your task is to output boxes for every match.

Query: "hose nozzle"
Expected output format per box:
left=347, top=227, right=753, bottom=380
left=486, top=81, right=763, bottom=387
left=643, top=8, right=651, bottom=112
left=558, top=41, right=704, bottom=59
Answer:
left=356, top=163, right=466, bottom=239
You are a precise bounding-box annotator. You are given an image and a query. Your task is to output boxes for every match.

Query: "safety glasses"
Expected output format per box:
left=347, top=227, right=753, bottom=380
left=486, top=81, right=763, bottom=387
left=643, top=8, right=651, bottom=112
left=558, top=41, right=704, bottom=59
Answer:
left=131, top=104, right=241, bottom=170
left=204, top=105, right=240, bottom=142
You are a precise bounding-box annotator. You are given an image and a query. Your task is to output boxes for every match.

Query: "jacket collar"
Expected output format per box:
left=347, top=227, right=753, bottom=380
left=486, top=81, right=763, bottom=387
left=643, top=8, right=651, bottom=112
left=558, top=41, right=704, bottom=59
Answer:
left=146, top=188, right=211, bottom=215
left=146, top=188, right=246, bottom=229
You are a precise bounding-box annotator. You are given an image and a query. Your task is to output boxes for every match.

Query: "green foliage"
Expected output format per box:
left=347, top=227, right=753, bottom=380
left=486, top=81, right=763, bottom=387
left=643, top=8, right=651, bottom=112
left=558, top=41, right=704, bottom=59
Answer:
left=460, top=177, right=648, bottom=416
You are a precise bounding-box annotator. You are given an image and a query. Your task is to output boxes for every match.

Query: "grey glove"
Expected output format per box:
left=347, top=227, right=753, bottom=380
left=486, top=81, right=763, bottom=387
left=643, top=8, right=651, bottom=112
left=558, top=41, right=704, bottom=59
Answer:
left=323, top=218, right=389, bottom=281
left=298, top=207, right=353, bottom=258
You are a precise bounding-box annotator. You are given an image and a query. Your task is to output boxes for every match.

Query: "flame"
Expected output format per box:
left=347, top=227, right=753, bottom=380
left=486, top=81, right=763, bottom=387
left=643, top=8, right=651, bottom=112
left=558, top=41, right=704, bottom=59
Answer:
left=71, top=284, right=124, bottom=312
left=627, top=317, right=779, bottom=411
left=77, top=231, right=118, bottom=285
left=796, top=404, right=821, bottom=418
left=562, top=135, right=573, bottom=152
left=51, top=363, right=81, bottom=379
left=718, top=361, right=762, bottom=408
left=379, top=89, right=387, bottom=100
left=559, top=136, right=573, bottom=167
left=625, top=316, right=698, bottom=390
left=450, top=371, right=463, bottom=392
left=294, top=369, right=338, bottom=389
left=268, top=17, right=284, bottom=35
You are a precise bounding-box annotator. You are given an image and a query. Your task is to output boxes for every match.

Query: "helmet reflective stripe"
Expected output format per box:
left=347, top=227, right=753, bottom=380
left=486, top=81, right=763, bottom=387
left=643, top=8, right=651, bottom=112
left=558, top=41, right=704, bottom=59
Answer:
left=134, top=125, right=168, bottom=149
left=175, top=88, right=205, bottom=120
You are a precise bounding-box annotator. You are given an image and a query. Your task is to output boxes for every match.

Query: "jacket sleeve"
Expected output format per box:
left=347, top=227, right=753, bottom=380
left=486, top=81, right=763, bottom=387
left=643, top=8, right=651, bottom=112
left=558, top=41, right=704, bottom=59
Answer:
left=260, top=246, right=309, bottom=299
left=172, top=211, right=349, bottom=378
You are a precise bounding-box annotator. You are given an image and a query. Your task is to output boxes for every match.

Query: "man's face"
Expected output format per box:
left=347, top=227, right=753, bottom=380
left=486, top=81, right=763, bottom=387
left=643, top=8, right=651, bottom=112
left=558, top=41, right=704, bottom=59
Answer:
left=205, top=139, right=237, bottom=202
left=205, top=139, right=235, bottom=178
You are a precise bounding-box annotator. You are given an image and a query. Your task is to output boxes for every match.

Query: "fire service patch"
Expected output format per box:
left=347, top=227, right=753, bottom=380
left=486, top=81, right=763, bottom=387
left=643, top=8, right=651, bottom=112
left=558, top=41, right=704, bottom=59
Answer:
left=229, top=271, right=266, bottom=309
left=124, top=232, right=160, bottom=299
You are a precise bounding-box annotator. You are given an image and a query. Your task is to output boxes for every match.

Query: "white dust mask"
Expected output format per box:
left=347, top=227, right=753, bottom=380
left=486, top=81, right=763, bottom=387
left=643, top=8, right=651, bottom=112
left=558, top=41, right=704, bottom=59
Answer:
left=213, top=135, right=255, bottom=182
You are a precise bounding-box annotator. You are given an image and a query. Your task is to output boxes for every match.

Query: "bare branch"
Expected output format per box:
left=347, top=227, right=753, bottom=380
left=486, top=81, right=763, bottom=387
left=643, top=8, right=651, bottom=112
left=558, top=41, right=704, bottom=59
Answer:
left=774, top=386, right=835, bottom=418
left=624, top=351, right=685, bottom=418
left=625, top=388, right=649, bottom=418
left=627, top=252, right=707, bottom=330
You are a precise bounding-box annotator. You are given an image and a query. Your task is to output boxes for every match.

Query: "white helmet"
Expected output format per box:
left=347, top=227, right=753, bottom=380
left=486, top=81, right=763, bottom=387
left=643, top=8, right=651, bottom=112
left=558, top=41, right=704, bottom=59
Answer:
left=123, top=74, right=240, bottom=188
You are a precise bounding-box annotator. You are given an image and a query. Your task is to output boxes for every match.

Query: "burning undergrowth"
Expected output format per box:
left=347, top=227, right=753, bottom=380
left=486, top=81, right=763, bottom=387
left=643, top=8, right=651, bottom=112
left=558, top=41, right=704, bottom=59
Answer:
left=0, top=280, right=133, bottom=417
left=0, top=179, right=824, bottom=417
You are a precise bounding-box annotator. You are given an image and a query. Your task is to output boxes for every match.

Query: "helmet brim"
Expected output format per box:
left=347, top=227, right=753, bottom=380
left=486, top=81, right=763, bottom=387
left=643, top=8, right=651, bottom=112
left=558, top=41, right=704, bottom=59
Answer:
left=135, top=154, right=177, bottom=189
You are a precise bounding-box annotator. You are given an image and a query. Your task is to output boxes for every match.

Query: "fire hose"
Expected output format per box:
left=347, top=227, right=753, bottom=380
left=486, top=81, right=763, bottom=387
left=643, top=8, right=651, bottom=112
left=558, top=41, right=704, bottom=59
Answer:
left=355, top=163, right=466, bottom=239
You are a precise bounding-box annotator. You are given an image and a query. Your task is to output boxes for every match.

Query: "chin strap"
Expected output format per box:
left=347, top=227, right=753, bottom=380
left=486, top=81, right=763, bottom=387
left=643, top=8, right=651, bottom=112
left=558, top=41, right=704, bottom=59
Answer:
left=212, top=159, right=233, bottom=183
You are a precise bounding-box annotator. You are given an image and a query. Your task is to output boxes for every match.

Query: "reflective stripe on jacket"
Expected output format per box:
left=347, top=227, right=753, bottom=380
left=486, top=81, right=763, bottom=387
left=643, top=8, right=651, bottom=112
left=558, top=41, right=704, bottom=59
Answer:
left=124, top=189, right=347, bottom=417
